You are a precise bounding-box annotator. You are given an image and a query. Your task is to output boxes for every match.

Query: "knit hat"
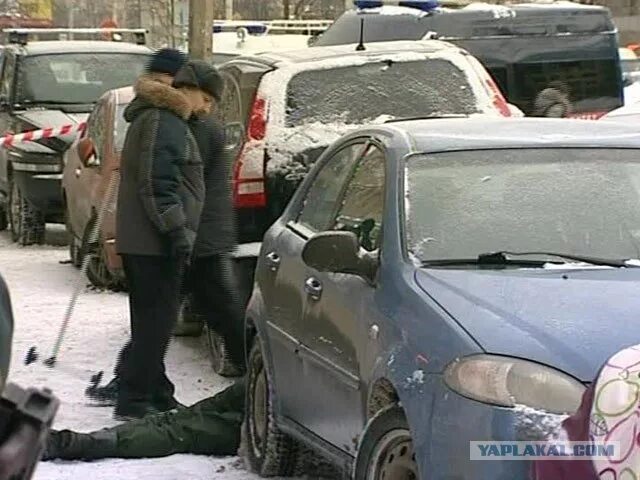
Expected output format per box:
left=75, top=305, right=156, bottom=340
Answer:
left=147, top=48, right=187, bottom=76
left=173, top=60, right=224, bottom=102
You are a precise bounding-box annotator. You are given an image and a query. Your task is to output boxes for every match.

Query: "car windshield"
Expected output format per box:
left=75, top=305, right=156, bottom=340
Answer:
left=19, top=53, right=148, bottom=105
left=285, top=59, right=479, bottom=126
left=405, top=148, right=640, bottom=263
left=114, top=103, right=129, bottom=152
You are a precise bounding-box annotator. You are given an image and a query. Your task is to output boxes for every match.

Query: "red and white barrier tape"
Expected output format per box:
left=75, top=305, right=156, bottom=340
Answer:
left=1, top=122, right=86, bottom=148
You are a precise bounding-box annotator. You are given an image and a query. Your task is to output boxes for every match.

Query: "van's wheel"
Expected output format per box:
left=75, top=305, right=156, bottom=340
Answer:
left=204, top=324, right=242, bottom=377
left=244, top=339, right=298, bottom=476
left=9, top=178, right=45, bottom=246
left=81, top=215, right=114, bottom=289
left=173, top=295, right=203, bottom=337
left=353, top=406, right=418, bottom=480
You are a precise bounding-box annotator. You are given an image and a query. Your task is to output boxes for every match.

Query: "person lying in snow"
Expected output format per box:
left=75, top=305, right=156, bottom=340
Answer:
left=532, top=343, right=640, bottom=479
left=43, top=380, right=244, bottom=461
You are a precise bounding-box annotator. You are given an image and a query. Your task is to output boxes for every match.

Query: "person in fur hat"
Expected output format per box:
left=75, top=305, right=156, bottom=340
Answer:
left=113, top=53, right=216, bottom=419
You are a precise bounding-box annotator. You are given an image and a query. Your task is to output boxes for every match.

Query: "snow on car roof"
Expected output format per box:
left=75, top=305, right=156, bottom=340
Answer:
left=23, top=40, right=151, bottom=55
left=601, top=103, right=640, bottom=121
left=385, top=118, right=640, bottom=153
left=248, top=39, right=461, bottom=65
left=359, top=5, right=431, bottom=16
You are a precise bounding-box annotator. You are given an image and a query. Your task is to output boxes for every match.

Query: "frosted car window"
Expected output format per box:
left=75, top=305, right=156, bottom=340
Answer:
left=286, top=59, right=478, bottom=127
left=297, top=143, right=366, bottom=232
left=87, top=100, right=107, bottom=160
left=333, top=146, right=385, bottom=251
left=19, top=53, right=148, bottom=105
left=406, top=148, right=640, bottom=262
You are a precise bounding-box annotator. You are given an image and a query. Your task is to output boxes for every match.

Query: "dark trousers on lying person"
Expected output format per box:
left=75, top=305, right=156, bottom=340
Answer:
left=45, top=381, right=245, bottom=461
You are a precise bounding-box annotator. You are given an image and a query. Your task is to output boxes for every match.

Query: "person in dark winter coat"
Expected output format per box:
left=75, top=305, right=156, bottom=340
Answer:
left=86, top=49, right=188, bottom=412
left=177, top=65, right=245, bottom=373
left=532, top=81, right=572, bottom=118
left=87, top=62, right=243, bottom=410
left=114, top=57, right=218, bottom=420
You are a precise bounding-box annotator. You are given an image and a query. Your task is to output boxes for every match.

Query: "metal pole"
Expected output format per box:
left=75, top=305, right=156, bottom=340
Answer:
left=170, top=0, right=176, bottom=48
left=189, top=0, right=214, bottom=59
left=225, top=0, right=233, bottom=20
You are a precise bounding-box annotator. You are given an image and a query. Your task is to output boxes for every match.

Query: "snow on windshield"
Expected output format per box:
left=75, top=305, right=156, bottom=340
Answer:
left=406, top=149, right=640, bottom=263
left=259, top=50, right=487, bottom=177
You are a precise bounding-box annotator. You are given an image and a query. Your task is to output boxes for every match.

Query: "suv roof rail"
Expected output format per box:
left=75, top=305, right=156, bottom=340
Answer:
left=3, top=28, right=148, bottom=45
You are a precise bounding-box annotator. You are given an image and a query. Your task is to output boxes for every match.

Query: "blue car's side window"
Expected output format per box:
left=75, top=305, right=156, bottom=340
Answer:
left=297, top=142, right=367, bottom=232
left=332, top=145, right=385, bottom=252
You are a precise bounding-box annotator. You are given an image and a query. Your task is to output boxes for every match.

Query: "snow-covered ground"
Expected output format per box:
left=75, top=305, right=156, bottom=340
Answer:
left=0, top=227, right=268, bottom=479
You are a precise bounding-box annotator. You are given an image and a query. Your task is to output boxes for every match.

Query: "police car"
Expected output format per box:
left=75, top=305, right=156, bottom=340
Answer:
left=211, top=20, right=332, bottom=64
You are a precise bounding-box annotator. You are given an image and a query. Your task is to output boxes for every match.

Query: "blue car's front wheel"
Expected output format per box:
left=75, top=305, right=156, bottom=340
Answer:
left=354, top=406, right=419, bottom=480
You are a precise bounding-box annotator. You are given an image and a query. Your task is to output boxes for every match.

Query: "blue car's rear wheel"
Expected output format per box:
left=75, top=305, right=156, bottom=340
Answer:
left=243, top=338, right=298, bottom=476
left=355, top=406, right=418, bottom=480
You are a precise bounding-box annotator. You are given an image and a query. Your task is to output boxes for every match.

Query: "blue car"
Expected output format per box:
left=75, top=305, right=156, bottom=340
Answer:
left=242, top=117, right=640, bottom=479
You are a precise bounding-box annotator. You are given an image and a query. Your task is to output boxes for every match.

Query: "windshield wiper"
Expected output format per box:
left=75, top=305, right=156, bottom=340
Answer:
left=421, top=251, right=634, bottom=268
left=421, top=256, right=548, bottom=268
left=477, top=251, right=630, bottom=268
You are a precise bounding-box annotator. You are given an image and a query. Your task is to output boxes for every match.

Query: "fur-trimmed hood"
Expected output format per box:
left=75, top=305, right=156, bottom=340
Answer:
left=124, top=73, right=192, bottom=122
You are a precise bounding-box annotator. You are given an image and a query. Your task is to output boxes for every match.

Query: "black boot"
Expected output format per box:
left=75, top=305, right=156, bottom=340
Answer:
left=43, top=429, right=119, bottom=461
left=85, top=377, right=120, bottom=406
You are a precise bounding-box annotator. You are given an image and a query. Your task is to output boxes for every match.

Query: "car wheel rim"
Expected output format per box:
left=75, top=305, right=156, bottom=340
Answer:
left=249, top=358, right=268, bottom=459
left=368, top=429, right=417, bottom=480
left=10, top=182, right=21, bottom=237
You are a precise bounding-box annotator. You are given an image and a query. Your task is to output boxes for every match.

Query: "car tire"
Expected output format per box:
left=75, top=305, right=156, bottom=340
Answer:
left=353, top=406, right=418, bottom=480
left=244, top=338, right=298, bottom=477
left=204, top=324, right=243, bottom=377
left=81, top=215, right=115, bottom=289
left=173, top=295, right=204, bottom=337
left=9, top=178, right=45, bottom=246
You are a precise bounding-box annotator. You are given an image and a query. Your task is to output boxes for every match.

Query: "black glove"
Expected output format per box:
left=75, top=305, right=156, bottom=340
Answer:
left=168, top=228, right=195, bottom=260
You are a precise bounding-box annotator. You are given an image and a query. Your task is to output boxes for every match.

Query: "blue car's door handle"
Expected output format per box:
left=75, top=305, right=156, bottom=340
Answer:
left=304, top=277, right=322, bottom=300
left=266, top=251, right=281, bottom=271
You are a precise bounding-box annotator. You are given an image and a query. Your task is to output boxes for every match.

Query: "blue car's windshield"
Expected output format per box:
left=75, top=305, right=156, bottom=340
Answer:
left=406, top=148, right=640, bottom=263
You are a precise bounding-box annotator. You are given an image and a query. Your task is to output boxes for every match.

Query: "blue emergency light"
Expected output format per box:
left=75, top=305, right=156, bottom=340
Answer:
left=354, top=0, right=440, bottom=12
left=213, top=21, right=268, bottom=35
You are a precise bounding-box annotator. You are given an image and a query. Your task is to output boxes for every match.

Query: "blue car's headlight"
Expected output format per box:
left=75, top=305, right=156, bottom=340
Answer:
left=444, top=355, right=585, bottom=415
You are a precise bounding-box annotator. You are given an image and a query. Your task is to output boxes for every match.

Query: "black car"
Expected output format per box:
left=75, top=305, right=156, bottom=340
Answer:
left=315, top=1, right=623, bottom=118
left=0, top=30, right=151, bottom=245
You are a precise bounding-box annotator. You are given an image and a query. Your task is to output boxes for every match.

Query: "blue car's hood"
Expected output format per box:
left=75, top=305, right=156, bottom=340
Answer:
left=415, top=267, right=640, bottom=382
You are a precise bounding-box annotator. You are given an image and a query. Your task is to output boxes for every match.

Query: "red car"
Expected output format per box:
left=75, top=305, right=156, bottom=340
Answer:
left=62, top=86, right=134, bottom=290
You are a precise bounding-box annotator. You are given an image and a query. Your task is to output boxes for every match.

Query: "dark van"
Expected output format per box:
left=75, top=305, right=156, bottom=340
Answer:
left=314, top=0, right=624, bottom=118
